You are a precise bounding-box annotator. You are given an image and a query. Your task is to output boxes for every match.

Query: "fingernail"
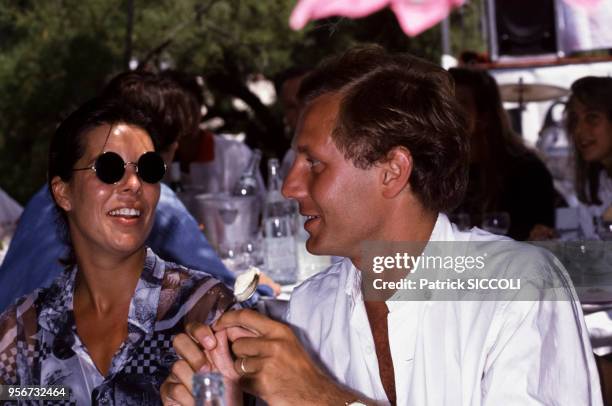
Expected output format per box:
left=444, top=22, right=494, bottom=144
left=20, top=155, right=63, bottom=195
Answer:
left=203, top=336, right=215, bottom=349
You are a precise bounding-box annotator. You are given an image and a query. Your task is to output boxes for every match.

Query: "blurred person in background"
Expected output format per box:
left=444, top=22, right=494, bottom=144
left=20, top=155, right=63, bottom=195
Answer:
left=566, top=76, right=612, bottom=238
left=449, top=68, right=556, bottom=240
left=0, top=71, right=245, bottom=313
left=0, top=97, right=239, bottom=404
left=166, top=71, right=265, bottom=196
left=565, top=76, right=612, bottom=403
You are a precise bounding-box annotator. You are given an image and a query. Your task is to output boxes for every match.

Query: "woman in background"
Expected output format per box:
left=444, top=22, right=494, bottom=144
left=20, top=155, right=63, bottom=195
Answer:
left=566, top=76, right=612, bottom=238
left=449, top=68, right=555, bottom=240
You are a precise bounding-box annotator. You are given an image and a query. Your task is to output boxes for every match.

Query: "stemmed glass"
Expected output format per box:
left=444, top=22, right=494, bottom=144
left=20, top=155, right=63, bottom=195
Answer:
left=481, top=212, right=511, bottom=236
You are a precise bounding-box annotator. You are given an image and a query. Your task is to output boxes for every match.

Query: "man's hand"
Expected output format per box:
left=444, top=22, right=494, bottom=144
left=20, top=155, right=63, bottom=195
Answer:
left=160, top=323, right=250, bottom=405
left=213, top=309, right=356, bottom=406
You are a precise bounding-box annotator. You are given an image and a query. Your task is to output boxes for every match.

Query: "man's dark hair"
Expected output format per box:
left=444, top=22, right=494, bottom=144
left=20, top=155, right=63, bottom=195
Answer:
left=103, top=70, right=200, bottom=151
left=298, top=45, right=469, bottom=212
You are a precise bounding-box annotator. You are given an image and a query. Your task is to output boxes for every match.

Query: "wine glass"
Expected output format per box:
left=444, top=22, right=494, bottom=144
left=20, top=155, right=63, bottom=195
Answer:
left=481, top=212, right=511, bottom=236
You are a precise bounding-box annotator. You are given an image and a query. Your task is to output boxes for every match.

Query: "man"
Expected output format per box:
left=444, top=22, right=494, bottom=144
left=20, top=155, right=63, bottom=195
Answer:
left=163, top=46, right=601, bottom=405
left=0, top=71, right=238, bottom=312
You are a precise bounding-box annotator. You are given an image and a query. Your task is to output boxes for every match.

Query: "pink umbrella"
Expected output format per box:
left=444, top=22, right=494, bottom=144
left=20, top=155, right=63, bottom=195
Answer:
left=289, top=0, right=465, bottom=37
left=289, top=0, right=604, bottom=37
left=562, top=0, right=603, bottom=11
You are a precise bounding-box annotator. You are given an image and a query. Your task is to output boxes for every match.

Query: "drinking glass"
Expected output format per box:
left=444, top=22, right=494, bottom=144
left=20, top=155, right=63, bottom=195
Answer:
left=193, top=372, right=225, bottom=406
left=481, top=212, right=511, bottom=235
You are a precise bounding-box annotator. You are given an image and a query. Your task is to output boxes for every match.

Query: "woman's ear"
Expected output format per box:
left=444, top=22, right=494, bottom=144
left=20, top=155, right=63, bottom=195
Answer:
left=380, top=146, right=413, bottom=199
left=50, top=176, right=72, bottom=212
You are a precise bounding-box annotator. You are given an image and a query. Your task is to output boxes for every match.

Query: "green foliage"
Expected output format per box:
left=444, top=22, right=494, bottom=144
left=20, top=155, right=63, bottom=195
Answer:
left=0, top=0, right=122, bottom=202
left=0, top=0, right=484, bottom=204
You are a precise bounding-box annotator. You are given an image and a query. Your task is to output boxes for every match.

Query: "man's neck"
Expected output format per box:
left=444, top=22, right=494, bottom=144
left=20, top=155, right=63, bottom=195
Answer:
left=351, top=207, right=438, bottom=272
left=351, top=205, right=438, bottom=302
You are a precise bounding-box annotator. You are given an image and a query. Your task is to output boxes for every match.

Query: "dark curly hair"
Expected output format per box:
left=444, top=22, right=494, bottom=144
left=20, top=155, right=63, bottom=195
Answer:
left=298, top=45, right=469, bottom=213
left=103, top=70, right=200, bottom=150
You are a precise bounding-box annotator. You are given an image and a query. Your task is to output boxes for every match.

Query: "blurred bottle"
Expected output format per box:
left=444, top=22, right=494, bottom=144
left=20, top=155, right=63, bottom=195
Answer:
left=193, top=372, right=225, bottom=406
left=232, top=149, right=263, bottom=238
left=169, top=162, right=184, bottom=193
left=263, top=158, right=297, bottom=284
left=232, top=149, right=262, bottom=197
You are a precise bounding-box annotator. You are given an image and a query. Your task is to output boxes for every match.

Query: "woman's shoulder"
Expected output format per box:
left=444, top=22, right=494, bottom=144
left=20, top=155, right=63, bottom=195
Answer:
left=152, top=254, right=236, bottom=327
left=159, top=258, right=229, bottom=291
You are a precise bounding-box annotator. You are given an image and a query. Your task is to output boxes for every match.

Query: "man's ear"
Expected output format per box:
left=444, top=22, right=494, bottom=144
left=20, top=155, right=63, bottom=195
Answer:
left=50, top=176, right=72, bottom=212
left=380, top=147, right=413, bottom=198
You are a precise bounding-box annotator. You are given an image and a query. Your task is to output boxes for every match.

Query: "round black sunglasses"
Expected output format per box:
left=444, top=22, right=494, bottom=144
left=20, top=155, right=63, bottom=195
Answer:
left=73, top=151, right=166, bottom=184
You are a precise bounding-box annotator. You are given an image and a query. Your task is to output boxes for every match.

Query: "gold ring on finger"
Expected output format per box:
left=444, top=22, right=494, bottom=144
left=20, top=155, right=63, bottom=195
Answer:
left=240, top=357, right=249, bottom=375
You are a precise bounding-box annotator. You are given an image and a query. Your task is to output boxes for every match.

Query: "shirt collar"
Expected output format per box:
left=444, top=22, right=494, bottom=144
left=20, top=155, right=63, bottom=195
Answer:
left=345, top=259, right=362, bottom=308
left=429, top=212, right=455, bottom=242
left=387, top=213, right=456, bottom=311
left=342, top=213, right=455, bottom=312
left=126, top=247, right=165, bottom=335
left=341, top=213, right=455, bottom=304
left=38, top=265, right=77, bottom=335
left=38, top=247, right=165, bottom=336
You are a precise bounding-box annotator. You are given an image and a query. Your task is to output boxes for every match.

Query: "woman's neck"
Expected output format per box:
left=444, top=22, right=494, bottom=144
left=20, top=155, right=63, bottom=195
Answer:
left=73, top=248, right=145, bottom=315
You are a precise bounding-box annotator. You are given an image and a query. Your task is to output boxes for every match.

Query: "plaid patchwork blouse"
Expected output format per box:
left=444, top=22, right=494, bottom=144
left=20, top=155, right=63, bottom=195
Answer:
left=0, top=248, right=236, bottom=405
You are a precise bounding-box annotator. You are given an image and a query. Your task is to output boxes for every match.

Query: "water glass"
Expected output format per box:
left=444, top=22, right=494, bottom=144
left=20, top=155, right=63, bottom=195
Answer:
left=193, top=372, right=225, bottom=406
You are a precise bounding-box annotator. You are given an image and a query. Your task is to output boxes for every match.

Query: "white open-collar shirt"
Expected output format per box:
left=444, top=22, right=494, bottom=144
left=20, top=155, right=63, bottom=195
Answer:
left=286, top=214, right=602, bottom=405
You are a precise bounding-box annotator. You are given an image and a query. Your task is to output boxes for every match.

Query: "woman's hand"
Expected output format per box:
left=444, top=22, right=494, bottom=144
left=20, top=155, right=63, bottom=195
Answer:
left=160, top=322, right=254, bottom=405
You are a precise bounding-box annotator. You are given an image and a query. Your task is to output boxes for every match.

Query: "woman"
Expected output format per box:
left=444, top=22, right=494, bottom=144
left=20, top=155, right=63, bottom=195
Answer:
left=0, top=97, right=236, bottom=404
left=449, top=68, right=556, bottom=240
left=566, top=76, right=612, bottom=238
